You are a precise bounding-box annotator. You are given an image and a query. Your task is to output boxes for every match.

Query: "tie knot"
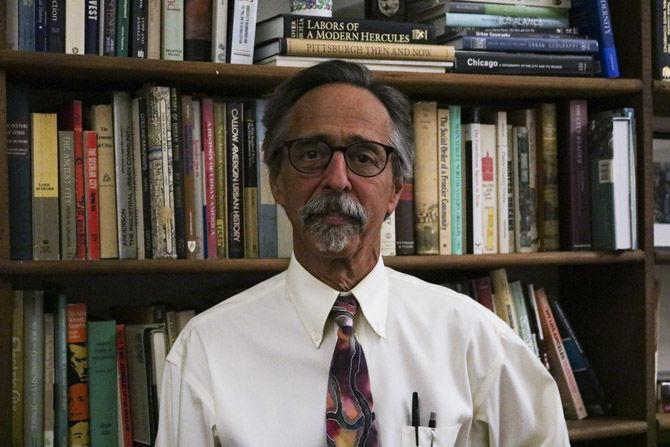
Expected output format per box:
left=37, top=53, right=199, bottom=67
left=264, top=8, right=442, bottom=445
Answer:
left=330, top=293, right=359, bottom=329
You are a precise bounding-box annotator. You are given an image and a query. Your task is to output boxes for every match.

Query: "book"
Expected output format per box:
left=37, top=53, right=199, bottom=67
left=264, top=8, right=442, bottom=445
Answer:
left=90, top=104, right=119, bottom=259
left=449, top=105, right=464, bottom=255
left=470, top=275, right=495, bottom=313
left=213, top=101, right=228, bottom=258
left=88, top=320, right=119, bottom=446
left=201, top=97, right=218, bottom=258
left=181, top=95, right=199, bottom=258
left=445, top=1, right=569, bottom=18
left=463, top=109, right=484, bottom=254
left=48, top=0, right=65, bottom=53
left=254, top=13, right=434, bottom=46
left=227, top=0, right=258, bottom=64
left=169, top=88, right=187, bottom=259
left=509, top=280, right=535, bottom=353
left=7, top=84, right=32, bottom=260
left=536, top=103, right=559, bottom=251
left=381, top=211, right=397, bottom=256
left=558, top=100, right=591, bottom=250
left=445, top=13, right=569, bottom=29
left=101, top=0, right=116, bottom=55
left=131, top=98, right=146, bottom=259
left=58, top=131, right=77, bottom=260
left=65, top=0, right=85, bottom=54
left=487, top=110, right=511, bottom=254
left=116, top=325, right=133, bottom=447
left=113, top=91, right=137, bottom=259
left=83, top=131, right=101, bottom=260
left=453, top=51, right=594, bottom=76
left=146, top=0, right=160, bottom=58
left=176, top=309, right=196, bottom=332
left=7, top=0, right=19, bottom=50
left=479, top=123, right=497, bottom=254
left=24, top=290, right=45, bottom=447
left=654, top=0, right=670, bottom=80
left=256, top=55, right=452, bottom=73
left=115, top=0, right=130, bottom=56
left=67, top=303, right=89, bottom=445
left=19, top=0, right=36, bottom=51
left=256, top=99, right=278, bottom=259
left=192, top=99, right=206, bottom=259
left=54, top=293, right=68, bottom=447
left=85, top=0, right=100, bottom=54
left=184, top=0, right=212, bottom=60
left=136, top=96, right=154, bottom=258
left=444, top=35, right=598, bottom=53
left=253, top=37, right=456, bottom=63
left=43, top=312, right=54, bottom=447
left=444, top=0, right=571, bottom=6
left=243, top=106, right=259, bottom=258
left=32, top=113, right=60, bottom=260
left=437, top=108, right=451, bottom=255
left=12, top=291, right=25, bottom=447
left=654, top=136, right=670, bottom=247
left=534, top=288, right=588, bottom=420
left=413, top=101, right=439, bottom=255
left=227, top=101, right=245, bottom=258
left=161, top=0, right=184, bottom=60
left=211, top=0, right=229, bottom=62
left=571, top=0, right=619, bottom=78
left=130, top=0, right=147, bottom=57
left=489, top=269, right=519, bottom=335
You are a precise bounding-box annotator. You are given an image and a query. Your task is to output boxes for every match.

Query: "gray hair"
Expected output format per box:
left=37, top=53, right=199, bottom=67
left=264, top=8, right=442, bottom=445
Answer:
left=261, top=60, right=414, bottom=183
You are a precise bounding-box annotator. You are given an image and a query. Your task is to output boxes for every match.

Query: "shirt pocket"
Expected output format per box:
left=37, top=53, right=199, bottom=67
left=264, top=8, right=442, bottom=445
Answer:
left=401, top=424, right=461, bottom=447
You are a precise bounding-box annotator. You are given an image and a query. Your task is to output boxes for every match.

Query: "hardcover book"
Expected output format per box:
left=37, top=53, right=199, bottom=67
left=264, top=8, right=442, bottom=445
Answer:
left=58, top=131, right=77, bottom=260
left=454, top=51, right=594, bottom=76
left=571, top=0, right=619, bottom=78
left=489, top=269, right=519, bottom=334
left=32, top=113, right=60, bottom=260
left=24, top=290, right=45, bottom=447
left=147, top=0, right=161, bottom=59
left=65, top=0, right=85, bottom=54
left=654, top=136, right=670, bottom=247
left=213, top=101, right=228, bottom=258
left=113, top=91, right=137, bottom=259
left=227, top=0, right=258, bottom=64
left=48, top=0, right=66, bottom=52
left=88, top=320, right=119, bottom=446
left=161, top=0, right=184, bottom=60
left=102, top=0, right=117, bottom=55
left=243, top=106, right=259, bottom=258
left=130, top=0, right=147, bottom=57
left=54, top=293, right=68, bottom=447
left=437, top=107, right=451, bottom=255
left=184, top=0, right=212, bottom=60
left=181, top=95, right=199, bottom=259
left=84, top=131, right=101, bottom=260
left=212, top=0, right=229, bottom=62
left=85, top=0, right=100, bottom=54
left=192, top=99, right=206, bottom=259
left=536, top=103, right=559, bottom=251
left=116, top=324, right=133, bottom=446
left=449, top=105, right=464, bottom=255
left=201, top=98, right=218, bottom=258
left=654, top=0, right=670, bottom=80
left=463, top=110, right=483, bottom=254
left=116, top=0, right=130, bottom=56
left=226, top=101, right=246, bottom=258
left=169, top=88, right=187, bottom=259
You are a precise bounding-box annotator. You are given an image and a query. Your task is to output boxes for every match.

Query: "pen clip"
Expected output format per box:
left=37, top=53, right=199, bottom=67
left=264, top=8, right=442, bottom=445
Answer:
left=412, top=392, right=420, bottom=447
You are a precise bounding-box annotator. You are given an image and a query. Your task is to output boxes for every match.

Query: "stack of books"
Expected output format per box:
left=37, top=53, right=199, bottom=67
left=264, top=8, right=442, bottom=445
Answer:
left=253, top=14, right=455, bottom=73
left=406, top=0, right=620, bottom=77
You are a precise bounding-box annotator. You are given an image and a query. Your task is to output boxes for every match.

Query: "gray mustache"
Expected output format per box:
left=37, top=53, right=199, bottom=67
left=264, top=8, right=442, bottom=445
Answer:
left=299, top=194, right=368, bottom=229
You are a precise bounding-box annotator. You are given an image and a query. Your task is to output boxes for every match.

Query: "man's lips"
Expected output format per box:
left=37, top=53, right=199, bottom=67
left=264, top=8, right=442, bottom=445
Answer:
left=307, top=213, right=359, bottom=225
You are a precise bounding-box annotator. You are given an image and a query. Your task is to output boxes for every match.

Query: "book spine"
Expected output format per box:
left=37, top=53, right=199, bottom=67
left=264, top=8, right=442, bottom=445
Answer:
left=226, top=101, right=245, bottom=258
left=12, top=291, right=24, bottom=447
left=169, top=88, right=187, bottom=259
left=192, top=100, right=205, bottom=259
left=454, top=51, right=594, bottom=75
left=67, top=303, right=90, bottom=444
left=457, top=35, right=598, bottom=53
left=527, top=284, right=551, bottom=369
left=116, top=325, right=133, bottom=446
left=65, top=0, right=85, bottom=54
left=161, top=0, right=184, bottom=60
left=137, top=96, right=154, bottom=258
left=437, top=108, right=451, bottom=255
left=571, top=0, right=619, bottom=77
left=184, top=0, right=212, bottom=61
left=445, top=13, right=569, bottom=29
left=58, top=131, right=77, bottom=260
left=7, top=85, right=32, bottom=260
left=512, top=126, right=534, bottom=252
left=32, top=113, right=60, bottom=260
left=227, top=0, right=258, bottom=64
left=66, top=101, right=87, bottom=260
left=472, top=276, right=495, bottom=312
left=7, top=0, right=19, bottom=50
left=54, top=293, right=68, bottom=447
left=90, top=104, right=119, bottom=259
left=489, top=268, right=519, bottom=334
left=181, top=95, right=198, bottom=259
left=654, top=0, right=670, bottom=80
left=464, top=123, right=483, bottom=254
left=113, top=91, right=137, bottom=259
left=381, top=212, right=396, bottom=256
left=124, top=325, right=152, bottom=444
left=19, top=0, right=36, bottom=51
left=446, top=2, right=569, bottom=18
left=88, top=321, right=119, bottom=446
left=244, top=107, right=259, bottom=258
left=480, top=124, right=497, bottom=254
left=131, top=98, right=146, bottom=259
left=36, top=0, right=49, bottom=51
left=43, top=312, right=54, bottom=446
left=448, top=0, right=571, bottom=6
left=538, top=103, right=559, bottom=251
left=506, top=125, right=515, bottom=252
left=23, top=290, right=45, bottom=447
left=102, top=0, right=116, bottom=55
left=211, top=0, right=228, bottom=62
left=494, top=111, right=510, bottom=254
left=115, top=0, right=130, bottom=56
left=413, top=101, right=439, bottom=255
left=85, top=0, right=100, bottom=54
left=281, top=37, right=455, bottom=62
left=213, top=101, right=227, bottom=258
left=509, top=281, right=536, bottom=352
left=130, top=0, right=147, bottom=57
left=534, top=288, right=588, bottom=419
left=84, top=131, right=101, bottom=260
left=395, top=177, right=415, bottom=255
left=449, top=105, right=463, bottom=255
left=146, top=0, right=160, bottom=59
left=255, top=99, right=277, bottom=258
left=48, top=0, right=66, bottom=52
left=201, top=98, right=217, bottom=258
left=145, top=86, right=177, bottom=259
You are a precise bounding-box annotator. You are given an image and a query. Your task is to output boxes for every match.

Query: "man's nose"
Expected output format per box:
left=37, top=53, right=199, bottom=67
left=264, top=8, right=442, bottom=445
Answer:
left=321, top=151, right=352, bottom=192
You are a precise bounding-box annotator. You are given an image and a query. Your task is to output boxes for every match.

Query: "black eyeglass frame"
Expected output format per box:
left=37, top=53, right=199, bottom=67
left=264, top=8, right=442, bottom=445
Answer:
left=281, top=137, right=397, bottom=178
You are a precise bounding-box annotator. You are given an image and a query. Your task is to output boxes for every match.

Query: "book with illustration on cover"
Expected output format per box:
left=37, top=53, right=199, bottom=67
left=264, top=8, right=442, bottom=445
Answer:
left=413, top=101, right=439, bottom=255
left=67, top=303, right=89, bottom=446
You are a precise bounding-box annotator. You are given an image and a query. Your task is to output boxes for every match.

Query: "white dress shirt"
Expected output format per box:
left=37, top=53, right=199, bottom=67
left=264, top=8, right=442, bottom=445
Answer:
left=156, top=254, right=570, bottom=447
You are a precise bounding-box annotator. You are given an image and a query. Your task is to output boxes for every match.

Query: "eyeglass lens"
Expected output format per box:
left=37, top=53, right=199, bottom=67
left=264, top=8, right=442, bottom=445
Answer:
left=289, top=139, right=389, bottom=177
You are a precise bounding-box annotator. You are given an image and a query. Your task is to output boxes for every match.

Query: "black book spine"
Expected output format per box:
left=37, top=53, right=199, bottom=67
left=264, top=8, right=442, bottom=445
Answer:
left=243, top=104, right=258, bottom=258
left=395, top=178, right=415, bottom=255
left=137, top=96, right=153, bottom=258
left=226, top=102, right=245, bottom=258
left=454, top=51, right=594, bottom=76
left=654, top=0, right=670, bottom=80
left=170, top=88, right=187, bottom=259
left=103, top=0, right=117, bottom=56
left=85, top=0, right=100, bottom=54
left=48, top=0, right=65, bottom=53
left=35, top=0, right=49, bottom=51
left=131, top=0, right=147, bottom=58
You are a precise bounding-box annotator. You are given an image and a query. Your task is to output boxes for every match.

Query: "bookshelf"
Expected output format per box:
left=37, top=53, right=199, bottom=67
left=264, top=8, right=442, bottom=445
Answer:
left=0, top=1, right=660, bottom=446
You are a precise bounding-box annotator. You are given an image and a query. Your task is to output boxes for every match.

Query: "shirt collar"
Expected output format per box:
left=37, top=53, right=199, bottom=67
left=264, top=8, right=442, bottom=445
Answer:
left=286, top=253, right=389, bottom=348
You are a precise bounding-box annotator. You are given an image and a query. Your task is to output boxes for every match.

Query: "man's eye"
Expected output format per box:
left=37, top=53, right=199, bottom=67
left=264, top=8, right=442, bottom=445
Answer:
left=304, top=149, right=320, bottom=160
left=356, top=153, right=374, bottom=164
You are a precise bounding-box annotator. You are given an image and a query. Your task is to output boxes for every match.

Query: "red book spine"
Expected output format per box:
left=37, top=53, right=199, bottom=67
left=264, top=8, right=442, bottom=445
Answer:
left=66, top=303, right=89, bottom=443
left=72, top=101, right=86, bottom=259
left=116, top=324, right=133, bottom=446
left=84, top=131, right=101, bottom=260
left=201, top=98, right=217, bottom=258
left=472, top=276, right=495, bottom=313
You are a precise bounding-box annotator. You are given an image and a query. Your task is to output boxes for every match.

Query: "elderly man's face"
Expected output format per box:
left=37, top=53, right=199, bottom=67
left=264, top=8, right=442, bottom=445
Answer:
left=271, top=83, right=401, bottom=261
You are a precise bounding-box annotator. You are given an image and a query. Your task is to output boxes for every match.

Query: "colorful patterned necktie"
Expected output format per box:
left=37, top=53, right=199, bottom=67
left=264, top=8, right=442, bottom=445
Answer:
left=326, top=293, right=379, bottom=446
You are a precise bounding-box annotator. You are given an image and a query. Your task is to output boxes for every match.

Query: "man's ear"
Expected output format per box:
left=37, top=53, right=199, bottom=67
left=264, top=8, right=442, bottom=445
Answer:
left=386, top=180, right=403, bottom=217
left=270, top=170, right=286, bottom=208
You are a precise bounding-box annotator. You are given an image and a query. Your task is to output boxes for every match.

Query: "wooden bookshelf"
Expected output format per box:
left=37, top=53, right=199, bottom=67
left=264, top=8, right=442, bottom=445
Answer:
left=0, top=1, right=659, bottom=446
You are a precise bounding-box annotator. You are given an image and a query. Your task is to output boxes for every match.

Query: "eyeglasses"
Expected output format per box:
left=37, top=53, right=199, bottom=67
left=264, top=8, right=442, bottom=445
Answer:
left=282, top=138, right=396, bottom=177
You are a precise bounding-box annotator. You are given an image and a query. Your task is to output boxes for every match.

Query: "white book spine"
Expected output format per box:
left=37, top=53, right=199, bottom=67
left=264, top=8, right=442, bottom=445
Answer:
left=131, top=97, right=146, bottom=260
left=481, top=124, right=497, bottom=254
left=612, top=118, right=632, bottom=249
left=7, top=0, right=19, bottom=50
left=465, top=124, right=483, bottom=255
left=212, top=0, right=228, bottom=62
left=192, top=100, right=205, bottom=259
left=228, top=0, right=258, bottom=64
left=381, top=211, right=396, bottom=256
left=113, top=91, right=137, bottom=259
left=437, top=108, right=451, bottom=255
left=65, top=0, right=86, bottom=54
left=147, top=0, right=161, bottom=59
left=161, top=0, right=183, bottom=60
left=495, top=112, right=510, bottom=254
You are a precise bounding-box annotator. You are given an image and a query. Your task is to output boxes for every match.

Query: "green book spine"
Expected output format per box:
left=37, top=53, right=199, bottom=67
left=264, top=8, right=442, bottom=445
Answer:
left=12, top=291, right=24, bottom=447
left=589, top=115, right=615, bottom=250
left=54, top=293, right=69, bottom=447
left=115, top=0, right=130, bottom=56
left=449, top=105, right=463, bottom=255
left=88, top=321, right=119, bottom=446
left=23, top=290, right=45, bottom=447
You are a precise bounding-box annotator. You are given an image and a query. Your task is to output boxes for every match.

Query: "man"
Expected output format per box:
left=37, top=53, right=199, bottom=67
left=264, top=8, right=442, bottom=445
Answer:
left=156, top=60, right=569, bottom=446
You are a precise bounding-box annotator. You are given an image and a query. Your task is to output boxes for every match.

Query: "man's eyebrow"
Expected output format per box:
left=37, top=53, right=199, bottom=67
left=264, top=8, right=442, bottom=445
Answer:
left=295, top=133, right=376, bottom=144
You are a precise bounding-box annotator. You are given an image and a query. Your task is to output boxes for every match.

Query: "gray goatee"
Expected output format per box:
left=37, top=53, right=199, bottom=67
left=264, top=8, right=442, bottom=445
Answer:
left=298, top=194, right=368, bottom=253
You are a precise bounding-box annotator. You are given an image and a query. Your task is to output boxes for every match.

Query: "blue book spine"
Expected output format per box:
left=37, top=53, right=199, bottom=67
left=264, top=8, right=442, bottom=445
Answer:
left=7, top=85, right=32, bottom=260
left=449, top=105, right=463, bottom=255
left=35, top=0, right=48, bottom=51
left=458, top=35, right=599, bottom=53
left=54, top=293, right=69, bottom=447
left=19, top=0, right=36, bottom=50
left=103, top=0, right=117, bottom=55
left=48, top=0, right=65, bottom=53
left=445, top=13, right=569, bottom=29
left=88, top=321, right=119, bottom=447
left=255, top=99, right=278, bottom=258
left=85, top=0, right=100, bottom=54
left=571, top=0, right=620, bottom=78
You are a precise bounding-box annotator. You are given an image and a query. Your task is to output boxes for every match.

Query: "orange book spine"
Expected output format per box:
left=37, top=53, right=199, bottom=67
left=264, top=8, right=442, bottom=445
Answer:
left=116, top=324, right=134, bottom=446
left=84, top=131, right=101, bottom=260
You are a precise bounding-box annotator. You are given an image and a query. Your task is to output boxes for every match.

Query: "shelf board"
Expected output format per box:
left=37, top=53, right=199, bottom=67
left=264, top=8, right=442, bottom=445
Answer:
left=0, top=251, right=645, bottom=276
left=658, top=413, right=670, bottom=431
left=656, top=249, right=670, bottom=264
left=0, top=50, right=643, bottom=100
left=654, top=81, right=670, bottom=115
left=567, top=418, right=648, bottom=441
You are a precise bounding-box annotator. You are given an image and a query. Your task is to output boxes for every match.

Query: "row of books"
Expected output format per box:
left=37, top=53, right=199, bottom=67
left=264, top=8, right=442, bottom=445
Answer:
left=11, top=290, right=195, bottom=446
left=456, top=268, right=611, bottom=420
left=6, top=0, right=258, bottom=63
left=654, top=0, right=670, bottom=80
left=654, top=135, right=670, bottom=248
left=405, top=101, right=638, bottom=256
left=406, top=0, right=619, bottom=77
